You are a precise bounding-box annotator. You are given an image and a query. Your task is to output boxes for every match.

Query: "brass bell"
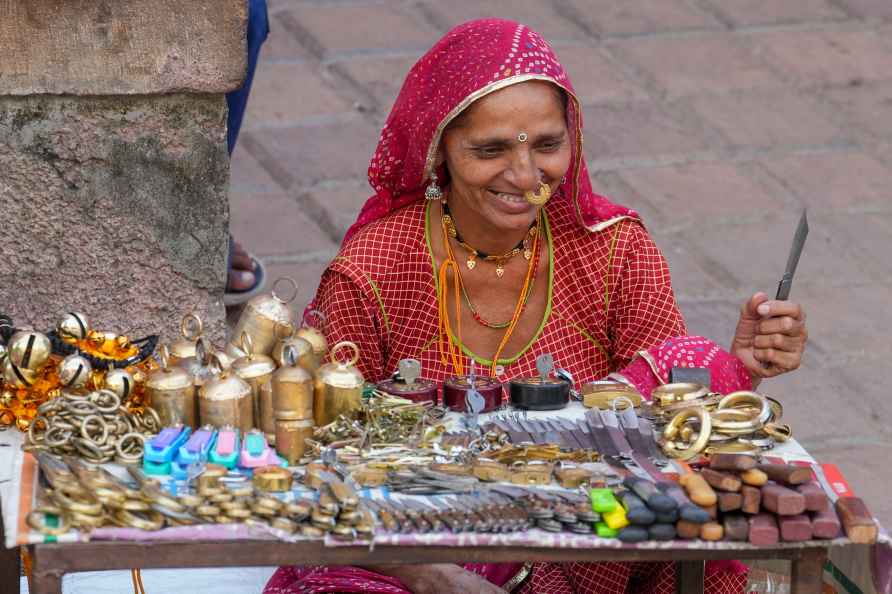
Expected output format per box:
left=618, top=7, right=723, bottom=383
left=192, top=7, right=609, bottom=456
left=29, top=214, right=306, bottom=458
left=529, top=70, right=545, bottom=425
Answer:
left=231, top=332, right=276, bottom=434
left=295, top=309, right=328, bottom=360
left=226, top=278, right=297, bottom=359
left=2, top=358, right=37, bottom=388
left=271, top=321, right=318, bottom=371
left=58, top=354, right=92, bottom=390
left=182, top=337, right=218, bottom=388
left=8, top=331, right=52, bottom=371
left=169, top=313, right=203, bottom=367
left=271, top=344, right=314, bottom=420
left=198, top=355, right=253, bottom=433
left=58, top=312, right=90, bottom=340
left=275, top=417, right=314, bottom=465
left=313, top=341, right=364, bottom=426
left=146, top=345, right=197, bottom=428
left=104, top=368, right=135, bottom=400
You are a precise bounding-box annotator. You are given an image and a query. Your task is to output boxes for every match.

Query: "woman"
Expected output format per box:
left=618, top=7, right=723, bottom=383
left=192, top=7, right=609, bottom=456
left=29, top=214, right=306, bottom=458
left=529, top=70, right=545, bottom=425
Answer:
left=265, top=18, right=807, bottom=594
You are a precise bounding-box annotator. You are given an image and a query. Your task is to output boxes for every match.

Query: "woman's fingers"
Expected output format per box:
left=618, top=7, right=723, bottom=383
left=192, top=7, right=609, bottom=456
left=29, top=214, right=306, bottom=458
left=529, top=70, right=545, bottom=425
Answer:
left=757, top=316, right=805, bottom=336
left=753, top=332, right=805, bottom=351
left=753, top=348, right=802, bottom=374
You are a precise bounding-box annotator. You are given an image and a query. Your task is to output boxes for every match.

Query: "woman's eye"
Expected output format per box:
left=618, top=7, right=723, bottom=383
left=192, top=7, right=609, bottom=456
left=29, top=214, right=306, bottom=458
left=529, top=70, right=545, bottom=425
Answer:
left=475, top=147, right=503, bottom=158
left=537, top=141, right=563, bottom=152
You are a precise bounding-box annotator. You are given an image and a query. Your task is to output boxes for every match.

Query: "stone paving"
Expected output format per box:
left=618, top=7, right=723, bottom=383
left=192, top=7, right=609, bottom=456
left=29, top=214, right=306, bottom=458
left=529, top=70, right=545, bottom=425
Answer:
left=230, top=0, right=892, bottom=527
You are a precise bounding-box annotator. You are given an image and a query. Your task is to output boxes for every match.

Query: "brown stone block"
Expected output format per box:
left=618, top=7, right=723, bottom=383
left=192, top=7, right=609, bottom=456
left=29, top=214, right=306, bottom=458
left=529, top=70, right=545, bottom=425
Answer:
left=609, top=35, right=782, bottom=99
left=758, top=151, right=892, bottom=211
left=287, top=3, right=439, bottom=56
left=552, top=45, right=648, bottom=106
left=0, top=0, right=246, bottom=95
left=752, top=29, right=892, bottom=87
left=701, top=0, right=847, bottom=26
left=242, top=63, right=355, bottom=128
left=562, top=0, right=722, bottom=37
left=242, top=117, right=379, bottom=189
left=686, top=90, right=849, bottom=150
left=418, top=0, right=588, bottom=41
left=582, top=101, right=711, bottom=163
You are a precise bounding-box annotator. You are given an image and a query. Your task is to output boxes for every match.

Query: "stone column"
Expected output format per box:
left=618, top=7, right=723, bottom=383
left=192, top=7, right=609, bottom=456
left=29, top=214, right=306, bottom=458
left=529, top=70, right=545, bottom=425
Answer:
left=0, top=0, right=246, bottom=343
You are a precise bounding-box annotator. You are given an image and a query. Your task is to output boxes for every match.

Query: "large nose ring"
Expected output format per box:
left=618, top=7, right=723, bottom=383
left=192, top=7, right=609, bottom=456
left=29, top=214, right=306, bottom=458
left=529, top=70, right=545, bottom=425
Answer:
left=524, top=181, right=551, bottom=206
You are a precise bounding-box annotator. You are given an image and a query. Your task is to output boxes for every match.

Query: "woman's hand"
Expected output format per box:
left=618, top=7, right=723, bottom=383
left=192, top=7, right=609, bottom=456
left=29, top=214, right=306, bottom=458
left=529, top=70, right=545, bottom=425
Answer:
left=730, top=292, right=807, bottom=388
left=367, top=564, right=506, bottom=594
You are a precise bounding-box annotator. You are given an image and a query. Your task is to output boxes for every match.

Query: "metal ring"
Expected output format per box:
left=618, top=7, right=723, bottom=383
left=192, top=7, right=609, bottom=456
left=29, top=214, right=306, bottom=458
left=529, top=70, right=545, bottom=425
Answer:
left=271, top=277, right=299, bottom=304
left=92, top=390, right=121, bottom=413
left=180, top=313, right=204, bottom=341
left=45, top=426, right=73, bottom=448
left=80, top=414, right=109, bottom=445
left=115, top=432, right=145, bottom=462
left=67, top=399, right=99, bottom=416
left=662, top=407, right=712, bottom=460
left=27, top=508, right=71, bottom=536
left=330, top=341, right=360, bottom=367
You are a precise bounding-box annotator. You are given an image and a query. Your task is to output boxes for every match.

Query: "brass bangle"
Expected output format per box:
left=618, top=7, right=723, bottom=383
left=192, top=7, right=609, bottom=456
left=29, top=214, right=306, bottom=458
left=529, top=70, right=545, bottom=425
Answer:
left=252, top=466, right=293, bottom=493
left=116, top=509, right=164, bottom=531
left=652, top=382, right=709, bottom=407
left=254, top=494, right=284, bottom=512
left=196, top=504, right=221, bottom=517
left=68, top=511, right=108, bottom=529
left=225, top=507, right=251, bottom=520
left=710, top=409, right=764, bottom=434
left=763, top=422, right=792, bottom=442
left=27, top=509, right=71, bottom=536
left=52, top=486, right=103, bottom=515
left=662, top=407, right=712, bottom=460
left=271, top=517, right=297, bottom=534
left=704, top=441, right=761, bottom=456
left=178, top=494, right=204, bottom=508
left=718, top=391, right=771, bottom=425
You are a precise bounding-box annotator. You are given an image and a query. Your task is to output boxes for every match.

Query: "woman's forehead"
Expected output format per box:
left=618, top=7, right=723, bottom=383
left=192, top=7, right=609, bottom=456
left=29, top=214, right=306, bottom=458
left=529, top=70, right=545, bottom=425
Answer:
left=458, top=81, right=566, bottom=134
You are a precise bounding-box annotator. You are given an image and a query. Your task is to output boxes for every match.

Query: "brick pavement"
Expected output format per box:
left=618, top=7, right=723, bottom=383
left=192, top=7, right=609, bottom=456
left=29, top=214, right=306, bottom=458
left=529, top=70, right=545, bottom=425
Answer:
left=231, top=0, right=892, bottom=527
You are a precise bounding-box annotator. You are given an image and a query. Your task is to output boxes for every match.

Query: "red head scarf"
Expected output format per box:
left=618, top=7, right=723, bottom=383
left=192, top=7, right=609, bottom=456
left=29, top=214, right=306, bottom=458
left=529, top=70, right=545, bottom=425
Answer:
left=342, top=18, right=637, bottom=244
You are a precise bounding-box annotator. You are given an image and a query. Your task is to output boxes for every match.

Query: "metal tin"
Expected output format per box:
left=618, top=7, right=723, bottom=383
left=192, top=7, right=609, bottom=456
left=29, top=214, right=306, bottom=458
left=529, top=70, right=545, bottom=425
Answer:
left=313, top=341, right=364, bottom=426
left=376, top=377, right=438, bottom=404
left=231, top=333, right=276, bottom=431
left=271, top=346, right=314, bottom=420
left=509, top=376, right=570, bottom=411
left=443, top=375, right=502, bottom=412
left=271, top=322, right=318, bottom=372
left=226, top=278, right=297, bottom=358
left=275, top=418, right=314, bottom=465
left=198, top=357, right=253, bottom=432
left=146, top=345, right=197, bottom=427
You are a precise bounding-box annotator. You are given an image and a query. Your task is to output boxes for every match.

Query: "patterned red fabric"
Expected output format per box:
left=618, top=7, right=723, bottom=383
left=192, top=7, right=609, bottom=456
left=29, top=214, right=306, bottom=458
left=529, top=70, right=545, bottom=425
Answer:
left=316, top=197, right=685, bottom=385
left=339, top=17, right=636, bottom=247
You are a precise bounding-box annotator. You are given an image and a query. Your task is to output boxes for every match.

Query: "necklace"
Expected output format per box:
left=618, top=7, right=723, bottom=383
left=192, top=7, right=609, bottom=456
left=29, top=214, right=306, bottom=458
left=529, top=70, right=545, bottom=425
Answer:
left=442, top=201, right=537, bottom=278
left=458, top=223, right=542, bottom=329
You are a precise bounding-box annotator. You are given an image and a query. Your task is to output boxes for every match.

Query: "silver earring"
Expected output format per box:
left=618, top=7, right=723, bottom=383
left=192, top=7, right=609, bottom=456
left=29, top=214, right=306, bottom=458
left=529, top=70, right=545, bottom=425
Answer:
left=425, top=171, right=443, bottom=201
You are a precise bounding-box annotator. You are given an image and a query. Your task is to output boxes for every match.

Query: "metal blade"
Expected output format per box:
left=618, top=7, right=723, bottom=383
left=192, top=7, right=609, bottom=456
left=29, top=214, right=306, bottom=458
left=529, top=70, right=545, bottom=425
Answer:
left=776, top=210, right=809, bottom=300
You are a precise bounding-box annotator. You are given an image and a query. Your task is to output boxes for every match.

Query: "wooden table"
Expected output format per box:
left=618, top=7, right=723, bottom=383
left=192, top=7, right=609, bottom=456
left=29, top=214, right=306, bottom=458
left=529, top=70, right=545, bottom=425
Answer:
left=1, top=503, right=837, bottom=594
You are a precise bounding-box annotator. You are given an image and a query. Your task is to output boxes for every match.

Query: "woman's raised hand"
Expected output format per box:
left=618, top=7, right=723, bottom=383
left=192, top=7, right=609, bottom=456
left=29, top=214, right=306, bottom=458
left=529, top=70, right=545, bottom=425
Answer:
left=730, top=292, right=808, bottom=387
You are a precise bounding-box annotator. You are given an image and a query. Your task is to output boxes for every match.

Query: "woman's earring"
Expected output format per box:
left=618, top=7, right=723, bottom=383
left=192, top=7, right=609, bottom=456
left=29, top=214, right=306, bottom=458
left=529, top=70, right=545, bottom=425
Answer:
left=425, top=171, right=443, bottom=201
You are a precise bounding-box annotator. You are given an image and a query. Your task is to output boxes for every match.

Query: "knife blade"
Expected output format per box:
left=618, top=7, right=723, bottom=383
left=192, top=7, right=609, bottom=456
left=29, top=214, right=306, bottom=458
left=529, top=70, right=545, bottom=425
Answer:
left=775, top=210, right=809, bottom=301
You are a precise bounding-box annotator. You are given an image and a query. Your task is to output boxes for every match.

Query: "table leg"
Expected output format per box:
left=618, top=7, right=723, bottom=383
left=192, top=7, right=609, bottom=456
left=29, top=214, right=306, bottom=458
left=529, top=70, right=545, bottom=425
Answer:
left=30, top=566, right=63, bottom=594
left=791, top=547, right=827, bottom=594
left=0, top=497, right=20, bottom=594
left=676, top=560, right=705, bottom=594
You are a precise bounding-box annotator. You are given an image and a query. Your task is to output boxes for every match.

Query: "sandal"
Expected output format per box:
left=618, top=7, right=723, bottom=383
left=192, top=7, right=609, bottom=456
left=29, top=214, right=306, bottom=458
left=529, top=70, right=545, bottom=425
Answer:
left=224, top=239, right=267, bottom=306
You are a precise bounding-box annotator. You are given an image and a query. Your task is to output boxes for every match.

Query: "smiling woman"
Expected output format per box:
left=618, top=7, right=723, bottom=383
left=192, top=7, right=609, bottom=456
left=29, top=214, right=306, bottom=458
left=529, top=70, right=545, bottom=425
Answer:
left=265, top=17, right=808, bottom=594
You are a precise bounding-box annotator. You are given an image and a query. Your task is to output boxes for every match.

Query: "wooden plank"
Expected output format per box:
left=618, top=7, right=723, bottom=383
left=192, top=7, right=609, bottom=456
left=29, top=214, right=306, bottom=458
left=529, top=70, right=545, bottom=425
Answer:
left=790, top=547, right=827, bottom=594
left=676, top=560, right=705, bottom=594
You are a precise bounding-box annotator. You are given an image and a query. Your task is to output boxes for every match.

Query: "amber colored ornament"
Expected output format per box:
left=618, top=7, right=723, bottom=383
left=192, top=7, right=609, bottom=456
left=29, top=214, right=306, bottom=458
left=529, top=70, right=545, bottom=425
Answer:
left=78, top=331, right=139, bottom=361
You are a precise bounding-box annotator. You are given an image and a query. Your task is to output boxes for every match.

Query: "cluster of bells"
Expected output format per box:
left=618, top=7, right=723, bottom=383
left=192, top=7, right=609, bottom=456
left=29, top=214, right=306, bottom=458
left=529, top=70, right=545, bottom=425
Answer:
left=0, top=313, right=149, bottom=431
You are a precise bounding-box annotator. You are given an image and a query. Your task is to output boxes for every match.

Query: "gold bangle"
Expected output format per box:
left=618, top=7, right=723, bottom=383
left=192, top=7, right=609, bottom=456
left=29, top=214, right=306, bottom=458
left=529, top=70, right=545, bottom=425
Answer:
left=652, top=383, right=709, bottom=407
left=718, top=391, right=771, bottom=425
left=52, top=486, right=103, bottom=515
left=662, top=407, right=712, bottom=460
left=116, top=509, right=164, bottom=531
left=27, top=509, right=71, bottom=536
left=196, top=504, right=221, bottom=517
left=710, top=409, right=764, bottom=434
left=225, top=507, right=251, bottom=520
left=252, top=466, right=294, bottom=493
left=271, top=517, right=297, bottom=534
left=68, top=510, right=108, bottom=529
left=254, top=494, right=284, bottom=512
left=178, top=494, right=204, bottom=508
left=763, top=422, right=792, bottom=442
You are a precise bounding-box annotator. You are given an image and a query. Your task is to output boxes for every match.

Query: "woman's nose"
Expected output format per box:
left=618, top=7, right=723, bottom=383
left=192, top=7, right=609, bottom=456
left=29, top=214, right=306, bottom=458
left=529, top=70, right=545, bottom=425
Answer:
left=505, top=148, right=540, bottom=191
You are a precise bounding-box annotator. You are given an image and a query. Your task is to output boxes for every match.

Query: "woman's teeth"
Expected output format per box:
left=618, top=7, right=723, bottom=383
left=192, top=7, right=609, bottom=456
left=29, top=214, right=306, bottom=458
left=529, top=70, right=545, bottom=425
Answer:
left=491, top=191, right=525, bottom=204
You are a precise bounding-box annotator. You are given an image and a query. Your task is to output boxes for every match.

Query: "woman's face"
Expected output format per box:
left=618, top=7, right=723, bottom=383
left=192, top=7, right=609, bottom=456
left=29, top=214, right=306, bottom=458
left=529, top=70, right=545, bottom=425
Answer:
left=441, top=80, right=571, bottom=233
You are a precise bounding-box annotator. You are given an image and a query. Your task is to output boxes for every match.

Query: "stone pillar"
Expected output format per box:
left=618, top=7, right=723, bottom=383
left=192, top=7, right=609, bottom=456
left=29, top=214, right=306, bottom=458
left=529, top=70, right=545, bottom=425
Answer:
left=0, top=0, right=246, bottom=343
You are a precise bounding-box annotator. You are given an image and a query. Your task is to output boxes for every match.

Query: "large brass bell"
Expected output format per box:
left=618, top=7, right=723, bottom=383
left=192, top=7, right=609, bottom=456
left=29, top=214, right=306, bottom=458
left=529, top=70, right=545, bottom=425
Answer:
left=313, top=341, right=364, bottom=427
left=271, top=321, right=317, bottom=371
left=198, top=355, right=253, bottom=432
left=231, top=332, right=276, bottom=436
left=146, top=345, right=197, bottom=428
left=58, top=354, right=92, bottom=390
left=2, top=358, right=36, bottom=388
left=295, top=309, right=328, bottom=361
left=58, top=312, right=90, bottom=341
left=169, top=313, right=203, bottom=367
left=226, top=278, right=297, bottom=359
left=272, top=344, right=314, bottom=420
left=8, top=331, right=52, bottom=371
left=104, top=368, right=135, bottom=400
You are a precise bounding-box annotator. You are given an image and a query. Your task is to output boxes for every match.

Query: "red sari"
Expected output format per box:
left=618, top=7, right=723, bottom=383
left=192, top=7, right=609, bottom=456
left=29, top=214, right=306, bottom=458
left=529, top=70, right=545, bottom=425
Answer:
left=267, top=18, right=750, bottom=594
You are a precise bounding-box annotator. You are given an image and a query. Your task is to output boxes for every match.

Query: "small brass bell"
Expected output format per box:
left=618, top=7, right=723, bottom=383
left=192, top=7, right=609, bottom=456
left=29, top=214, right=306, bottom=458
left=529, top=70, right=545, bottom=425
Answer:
left=146, top=345, right=197, bottom=428
left=231, top=332, right=276, bottom=434
left=271, top=321, right=318, bottom=371
left=295, top=309, right=328, bottom=361
left=58, top=312, right=90, bottom=341
left=2, top=358, right=37, bottom=388
left=272, top=344, right=314, bottom=420
left=169, top=313, right=203, bottom=367
left=226, top=278, right=297, bottom=359
left=313, top=341, right=364, bottom=427
left=198, top=355, right=253, bottom=432
left=8, top=331, right=52, bottom=371
left=58, top=354, right=92, bottom=390
left=104, top=368, right=135, bottom=400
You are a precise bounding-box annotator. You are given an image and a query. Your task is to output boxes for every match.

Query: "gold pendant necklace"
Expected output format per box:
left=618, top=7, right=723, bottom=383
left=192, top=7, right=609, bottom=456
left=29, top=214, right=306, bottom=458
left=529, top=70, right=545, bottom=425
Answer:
left=442, top=201, right=536, bottom=279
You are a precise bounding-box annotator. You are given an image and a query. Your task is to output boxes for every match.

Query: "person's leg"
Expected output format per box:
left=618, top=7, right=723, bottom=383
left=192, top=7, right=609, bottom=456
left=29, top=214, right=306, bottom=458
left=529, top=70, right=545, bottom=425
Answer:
left=226, top=0, right=270, bottom=296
